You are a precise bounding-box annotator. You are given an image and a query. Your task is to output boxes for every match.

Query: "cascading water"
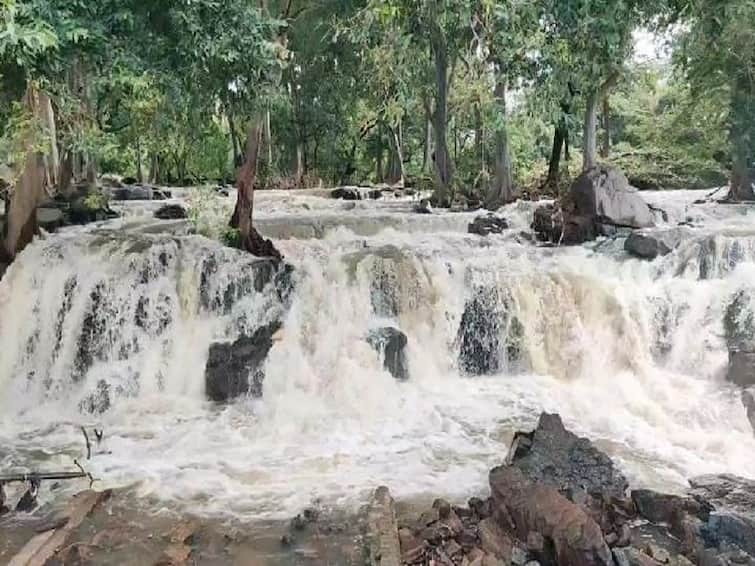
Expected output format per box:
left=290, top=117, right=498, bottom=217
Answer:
left=1, top=189, right=754, bottom=520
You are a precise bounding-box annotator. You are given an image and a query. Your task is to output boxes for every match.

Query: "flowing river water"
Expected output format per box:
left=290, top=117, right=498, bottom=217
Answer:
left=0, top=188, right=754, bottom=521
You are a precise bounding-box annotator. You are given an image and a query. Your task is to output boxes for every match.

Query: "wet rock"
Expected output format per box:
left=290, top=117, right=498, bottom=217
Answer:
left=570, top=166, right=655, bottom=229
left=743, top=389, right=755, bottom=434
left=78, top=379, right=112, bottom=415
left=506, top=413, right=628, bottom=500
left=366, top=486, right=401, bottom=566
left=0, top=262, right=7, bottom=281
left=531, top=204, right=597, bottom=245
left=724, top=291, right=755, bottom=352
left=468, top=214, right=509, bottom=236
left=489, top=465, right=612, bottom=566
left=413, top=199, right=433, bottom=214
left=625, top=233, right=672, bottom=260
left=366, top=327, right=409, bottom=381
left=331, top=187, right=362, bottom=200
left=154, top=204, right=187, bottom=220
left=205, top=320, right=281, bottom=401
left=37, top=207, right=65, bottom=232
left=632, top=489, right=710, bottom=526
left=727, top=351, right=755, bottom=388
left=613, top=547, right=663, bottom=566
left=399, top=528, right=427, bottom=563
left=457, top=288, right=522, bottom=376
left=689, top=474, right=755, bottom=555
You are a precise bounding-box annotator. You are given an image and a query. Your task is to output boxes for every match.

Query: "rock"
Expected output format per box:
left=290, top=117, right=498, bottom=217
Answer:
left=645, top=543, right=671, bottom=563
left=399, top=528, right=426, bottom=563
left=111, top=185, right=155, bottom=201
left=366, top=327, right=409, bottom=380
left=414, top=199, right=433, bottom=214
left=506, top=413, right=628, bottom=500
left=532, top=204, right=558, bottom=242
left=154, top=204, right=187, bottom=220
left=366, top=486, right=401, bottom=566
left=204, top=320, right=281, bottom=401
left=37, top=207, right=65, bottom=232
left=727, top=351, right=755, bottom=388
left=689, top=474, right=755, bottom=555
left=478, top=518, right=513, bottom=562
left=570, top=166, right=655, bottom=229
left=78, top=379, right=111, bottom=415
left=457, top=287, right=522, bottom=376
left=613, top=547, right=662, bottom=566
left=631, top=489, right=709, bottom=528
left=489, top=465, right=612, bottom=566
left=725, top=291, right=755, bottom=352
left=743, top=389, right=755, bottom=434
left=0, top=262, right=8, bottom=282
left=531, top=204, right=597, bottom=245
left=625, top=232, right=677, bottom=260
left=468, top=214, right=509, bottom=236
left=331, top=187, right=362, bottom=200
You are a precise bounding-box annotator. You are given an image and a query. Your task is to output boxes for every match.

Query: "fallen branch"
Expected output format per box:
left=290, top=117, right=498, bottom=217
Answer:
left=0, top=471, right=88, bottom=483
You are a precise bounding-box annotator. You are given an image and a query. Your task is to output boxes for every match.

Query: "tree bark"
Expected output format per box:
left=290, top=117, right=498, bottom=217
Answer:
left=430, top=28, right=453, bottom=205
left=545, top=123, right=566, bottom=190
left=600, top=96, right=611, bottom=158
left=265, top=109, right=273, bottom=169
left=582, top=90, right=599, bottom=172
left=727, top=75, right=755, bottom=201
left=422, top=115, right=432, bottom=174
left=136, top=138, right=144, bottom=183
left=232, top=122, right=281, bottom=260
left=389, top=124, right=405, bottom=187
left=58, top=150, right=74, bottom=198
left=3, top=85, right=56, bottom=260
left=486, top=78, right=517, bottom=208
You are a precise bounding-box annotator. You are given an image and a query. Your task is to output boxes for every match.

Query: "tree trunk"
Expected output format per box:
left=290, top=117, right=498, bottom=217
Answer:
left=545, top=124, right=566, bottom=190
left=58, top=151, right=74, bottom=198
left=228, top=114, right=242, bottom=168
left=295, top=142, right=305, bottom=187
left=136, top=138, right=144, bottom=183
left=582, top=90, right=599, bottom=171
left=727, top=75, right=755, bottom=201
left=600, top=96, right=611, bottom=158
left=232, top=122, right=280, bottom=260
left=390, top=125, right=405, bottom=187
left=422, top=115, right=432, bottom=174
left=486, top=78, right=517, bottom=208
left=265, top=109, right=273, bottom=169
left=431, top=41, right=453, bottom=205
left=3, top=85, right=56, bottom=260
left=475, top=101, right=485, bottom=175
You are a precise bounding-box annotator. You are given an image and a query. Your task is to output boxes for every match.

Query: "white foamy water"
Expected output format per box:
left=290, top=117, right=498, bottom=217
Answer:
left=0, top=188, right=754, bottom=520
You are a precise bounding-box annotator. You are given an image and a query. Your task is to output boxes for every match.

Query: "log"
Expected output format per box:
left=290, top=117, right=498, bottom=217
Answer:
left=0, top=472, right=88, bottom=483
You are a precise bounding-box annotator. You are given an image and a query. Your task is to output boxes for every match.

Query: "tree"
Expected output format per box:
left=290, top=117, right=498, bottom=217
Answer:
left=675, top=0, right=755, bottom=200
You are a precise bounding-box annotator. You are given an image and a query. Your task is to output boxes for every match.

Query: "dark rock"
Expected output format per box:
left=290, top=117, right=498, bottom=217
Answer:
left=368, top=189, right=382, bottom=200
left=111, top=185, right=155, bottom=201
left=152, top=188, right=171, bottom=200
left=122, top=176, right=138, bottom=185
left=154, top=204, right=187, bottom=220
left=37, top=207, right=65, bottom=232
left=366, top=327, right=409, bottom=381
left=78, top=379, right=112, bottom=415
left=469, top=497, right=492, bottom=519
left=433, top=498, right=452, bottom=520
left=205, top=320, right=281, bottom=401
left=725, top=291, right=755, bottom=352
left=612, top=547, right=662, bottom=566
left=632, top=490, right=710, bottom=526
left=727, top=351, right=755, bottom=388
left=570, top=166, right=655, bottom=229
left=15, top=478, right=39, bottom=512
left=399, top=527, right=427, bottom=563
left=413, top=199, right=433, bottom=214
left=689, top=474, right=755, bottom=555
left=468, top=214, right=509, bottom=236
left=743, top=389, right=755, bottom=434
left=478, top=518, right=513, bottom=562
left=457, top=287, right=523, bottom=376
left=331, top=187, right=362, bottom=200
left=489, top=465, right=612, bottom=566
left=0, top=262, right=7, bottom=282
left=625, top=233, right=672, bottom=260
left=531, top=204, right=597, bottom=245
left=506, top=413, right=628, bottom=500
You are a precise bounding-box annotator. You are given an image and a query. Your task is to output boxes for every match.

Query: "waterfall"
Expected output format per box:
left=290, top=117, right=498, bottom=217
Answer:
left=0, top=190, right=754, bottom=520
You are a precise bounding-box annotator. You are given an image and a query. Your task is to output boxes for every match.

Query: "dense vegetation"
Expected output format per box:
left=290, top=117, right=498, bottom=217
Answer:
left=0, top=0, right=753, bottom=260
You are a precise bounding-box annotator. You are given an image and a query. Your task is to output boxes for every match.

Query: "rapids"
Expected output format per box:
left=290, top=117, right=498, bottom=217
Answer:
left=1, top=188, right=754, bottom=520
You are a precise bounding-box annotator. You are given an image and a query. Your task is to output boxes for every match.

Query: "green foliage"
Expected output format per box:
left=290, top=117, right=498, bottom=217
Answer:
left=83, top=190, right=108, bottom=211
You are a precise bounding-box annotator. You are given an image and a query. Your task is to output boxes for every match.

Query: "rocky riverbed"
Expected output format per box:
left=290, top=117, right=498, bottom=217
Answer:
left=1, top=414, right=752, bottom=565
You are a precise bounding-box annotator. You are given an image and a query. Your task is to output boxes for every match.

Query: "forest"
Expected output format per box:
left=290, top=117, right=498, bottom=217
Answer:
left=0, top=0, right=754, bottom=259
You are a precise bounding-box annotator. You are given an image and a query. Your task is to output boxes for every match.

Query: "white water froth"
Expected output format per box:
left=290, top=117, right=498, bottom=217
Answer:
left=0, top=189, right=754, bottom=520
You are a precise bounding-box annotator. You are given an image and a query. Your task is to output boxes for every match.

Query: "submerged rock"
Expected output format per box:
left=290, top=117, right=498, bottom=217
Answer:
left=366, top=327, right=409, bottom=381
left=743, top=389, right=755, bottom=435
left=154, top=204, right=187, bottom=220
left=468, top=214, right=509, bottom=236
left=331, top=187, right=362, bottom=200
left=506, top=413, right=629, bottom=500
left=570, top=166, right=654, bottom=229
left=37, top=207, right=65, bottom=231
left=78, top=379, right=111, bottom=415
left=205, top=320, right=281, bottom=401
left=689, top=474, right=755, bottom=556
left=413, top=199, right=432, bottom=214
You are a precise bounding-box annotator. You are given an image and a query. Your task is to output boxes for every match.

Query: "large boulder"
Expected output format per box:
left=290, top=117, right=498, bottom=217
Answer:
left=468, top=214, right=509, bottom=236
left=688, top=474, right=755, bottom=556
left=331, top=187, right=363, bottom=200
left=366, top=327, right=409, bottom=381
left=506, top=413, right=629, bottom=500
left=570, top=166, right=655, bottom=229
left=37, top=207, right=65, bottom=232
left=531, top=204, right=597, bottom=245
left=489, top=465, right=613, bottom=566
left=205, top=320, right=281, bottom=401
